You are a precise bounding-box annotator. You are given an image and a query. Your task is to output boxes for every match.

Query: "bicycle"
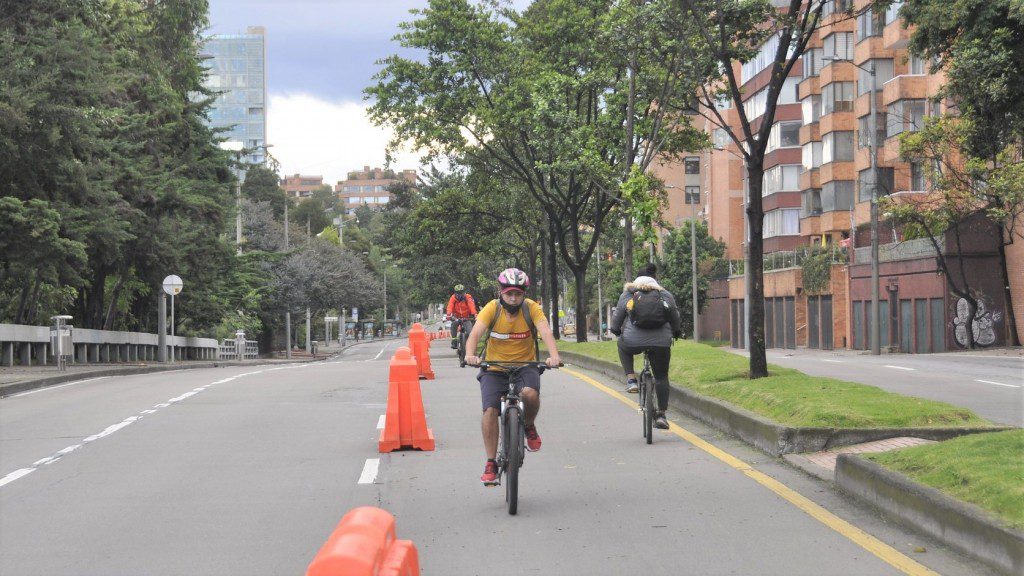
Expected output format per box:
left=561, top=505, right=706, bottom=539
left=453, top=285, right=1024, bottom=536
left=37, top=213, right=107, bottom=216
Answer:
left=476, top=360, right=559, bottom=515
left=637, top=351, right=656, bottom=444
left=455, top=317, right=475, bottom=366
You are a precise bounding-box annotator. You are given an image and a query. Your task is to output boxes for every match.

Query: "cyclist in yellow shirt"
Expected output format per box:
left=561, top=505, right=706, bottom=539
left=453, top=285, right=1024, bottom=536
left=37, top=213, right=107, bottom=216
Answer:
left=465, top=268, right=561, bottom=485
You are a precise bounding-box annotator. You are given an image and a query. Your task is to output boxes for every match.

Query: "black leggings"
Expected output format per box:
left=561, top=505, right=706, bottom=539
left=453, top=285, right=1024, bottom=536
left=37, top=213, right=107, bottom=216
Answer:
left=617, top=342, right=671, bottom=412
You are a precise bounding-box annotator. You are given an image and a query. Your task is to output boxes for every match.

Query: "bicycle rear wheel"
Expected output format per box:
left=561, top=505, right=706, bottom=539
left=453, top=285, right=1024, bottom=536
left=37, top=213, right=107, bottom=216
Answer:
left=505, top=408, right=522, bottom=515
left=642, top=370, right=655, bottom=444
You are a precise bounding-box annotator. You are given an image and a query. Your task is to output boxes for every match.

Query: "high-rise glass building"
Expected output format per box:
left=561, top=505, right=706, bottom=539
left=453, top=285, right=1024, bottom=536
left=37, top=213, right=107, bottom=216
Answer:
left=203, top=26, right=267, bottom=164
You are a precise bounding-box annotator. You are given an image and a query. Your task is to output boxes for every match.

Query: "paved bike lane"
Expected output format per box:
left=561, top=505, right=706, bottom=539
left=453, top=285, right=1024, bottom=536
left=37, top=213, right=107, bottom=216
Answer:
left=375, top=343, right=992, bottom=576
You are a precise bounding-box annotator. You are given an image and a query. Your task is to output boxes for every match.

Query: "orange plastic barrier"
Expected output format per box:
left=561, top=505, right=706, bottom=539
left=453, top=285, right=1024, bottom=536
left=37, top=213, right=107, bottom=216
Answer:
left=379, top=347, right=435, bottom=452
left=406, top=323, right=435, bottom=380
left=306, top=506, right=420, bottom=576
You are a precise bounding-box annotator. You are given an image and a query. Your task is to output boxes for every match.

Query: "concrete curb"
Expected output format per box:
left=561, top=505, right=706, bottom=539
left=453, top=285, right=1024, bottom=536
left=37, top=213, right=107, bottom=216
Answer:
left=558, top=351, right=1009, bottom=456
left=836, top=454, right=1024, bottom=576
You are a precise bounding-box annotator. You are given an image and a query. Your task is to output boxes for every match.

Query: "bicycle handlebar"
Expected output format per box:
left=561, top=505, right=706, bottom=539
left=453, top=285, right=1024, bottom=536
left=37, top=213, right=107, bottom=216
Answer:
left=476, top=360, right=562, bottom=370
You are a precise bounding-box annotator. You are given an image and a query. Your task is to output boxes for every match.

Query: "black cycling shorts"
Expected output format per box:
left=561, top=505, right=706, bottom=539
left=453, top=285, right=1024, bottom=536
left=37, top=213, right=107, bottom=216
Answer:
left=477, top=366, right=541, bottom=411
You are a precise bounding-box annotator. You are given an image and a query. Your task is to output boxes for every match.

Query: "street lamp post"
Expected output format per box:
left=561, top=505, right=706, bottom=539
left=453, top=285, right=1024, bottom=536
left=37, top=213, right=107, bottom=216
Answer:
left=827, top=56, right=880, bottom=355
left=691, top=193, right=699, bottom=343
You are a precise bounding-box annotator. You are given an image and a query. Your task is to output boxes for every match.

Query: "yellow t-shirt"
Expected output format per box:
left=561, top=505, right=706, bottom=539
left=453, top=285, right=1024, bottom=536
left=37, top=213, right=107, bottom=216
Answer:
left=477, top=298, right=547, bottom=364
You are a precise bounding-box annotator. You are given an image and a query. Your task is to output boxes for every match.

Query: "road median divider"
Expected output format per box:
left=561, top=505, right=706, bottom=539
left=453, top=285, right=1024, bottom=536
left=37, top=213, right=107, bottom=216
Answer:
left=306, top=506, right=420, bottom=576
left=379, top=346, right=435, bottom=452
left=406, top=323, right=434, bottom=380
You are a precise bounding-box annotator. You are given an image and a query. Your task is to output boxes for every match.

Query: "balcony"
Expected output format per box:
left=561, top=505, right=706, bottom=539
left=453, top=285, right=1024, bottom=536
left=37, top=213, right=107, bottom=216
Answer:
left=882, top=74, right=928, bottom=106
left=882, top=18, right=911, bottom=50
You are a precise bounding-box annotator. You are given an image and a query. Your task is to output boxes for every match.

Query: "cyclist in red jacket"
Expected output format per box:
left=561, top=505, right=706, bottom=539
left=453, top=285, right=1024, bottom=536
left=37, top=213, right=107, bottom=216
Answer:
left=446, top=284, right=478, bottom=349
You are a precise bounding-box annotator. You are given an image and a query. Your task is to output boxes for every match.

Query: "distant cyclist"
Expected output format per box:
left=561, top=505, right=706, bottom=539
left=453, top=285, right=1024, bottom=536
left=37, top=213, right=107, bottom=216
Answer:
left=464, top=268, right=561, bottom=485
left=609, top=265, right=682, bottom=430
left=446, top=284, right=478, bottom=350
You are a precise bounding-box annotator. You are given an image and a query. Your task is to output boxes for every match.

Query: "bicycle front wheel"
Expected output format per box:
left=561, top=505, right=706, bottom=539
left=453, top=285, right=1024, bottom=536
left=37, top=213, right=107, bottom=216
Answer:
left=642, top=371, right=655, bottom=444
left=505, top=408, right=522, bottom=515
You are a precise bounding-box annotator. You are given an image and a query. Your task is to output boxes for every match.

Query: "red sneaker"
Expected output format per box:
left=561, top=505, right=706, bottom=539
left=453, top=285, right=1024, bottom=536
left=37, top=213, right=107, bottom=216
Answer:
left=481, top=460, right=499, bottom=485
left=525, top=425, right=542, bottom=452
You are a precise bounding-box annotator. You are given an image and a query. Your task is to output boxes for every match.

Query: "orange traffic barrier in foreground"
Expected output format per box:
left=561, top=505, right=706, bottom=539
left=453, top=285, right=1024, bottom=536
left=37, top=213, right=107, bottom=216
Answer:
left=306, top=506, right=420, bottom=576
left=379, top=347, right=435, bottom=452
left=406, top=323, right=435, bottom=380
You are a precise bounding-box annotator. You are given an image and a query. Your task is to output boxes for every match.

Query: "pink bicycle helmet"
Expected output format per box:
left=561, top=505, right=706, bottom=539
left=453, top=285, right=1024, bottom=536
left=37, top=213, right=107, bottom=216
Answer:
left=497, top=267, right=530, bottom=293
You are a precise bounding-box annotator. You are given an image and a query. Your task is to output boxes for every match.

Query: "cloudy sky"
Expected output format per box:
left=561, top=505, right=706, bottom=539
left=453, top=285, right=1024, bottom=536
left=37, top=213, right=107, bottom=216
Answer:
left=206, top=0, right=531, bottom=185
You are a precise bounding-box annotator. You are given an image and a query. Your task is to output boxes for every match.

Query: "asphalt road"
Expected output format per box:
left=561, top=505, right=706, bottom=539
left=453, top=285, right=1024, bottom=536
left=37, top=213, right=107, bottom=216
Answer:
left=0, top=340, right=998, bottom=575
left=744, top=348, right=1024, bottom=426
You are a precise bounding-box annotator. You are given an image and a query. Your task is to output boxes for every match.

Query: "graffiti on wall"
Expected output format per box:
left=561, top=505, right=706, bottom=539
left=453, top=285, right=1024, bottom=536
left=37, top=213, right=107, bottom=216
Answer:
left=952, top=295, right=1001, bottom=348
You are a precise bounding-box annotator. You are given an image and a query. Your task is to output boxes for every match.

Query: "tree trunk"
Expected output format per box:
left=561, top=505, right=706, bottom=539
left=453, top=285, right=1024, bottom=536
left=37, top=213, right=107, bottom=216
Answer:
left=623, top=213, right=634, bottom=282
left=102, top=275, right=126, bottom=330
left=548, top=218, right=560, bottom=339
left=746, top=162, right=768, bottom=378
left=14, top=281, right=32, bottom=324
left=539, top=227, right=549, bottom=319
left=24, top=274, right=41, bottom=325
left=573, top=266, right=589, bottom=343
left=997, top=229, right=1020, bottom=346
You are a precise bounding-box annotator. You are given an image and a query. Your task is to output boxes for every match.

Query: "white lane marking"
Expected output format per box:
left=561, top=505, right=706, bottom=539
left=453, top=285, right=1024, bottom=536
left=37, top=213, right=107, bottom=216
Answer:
left=0, top=468, right=35, bottom=488
left=0, top=367, right=289, bottom=491
left=7, top=377, right=110, bottom=398
left=358, top=458, right=380, bottom=484
left=884, top=365, right=915, bottom=371
left=975, top=379, right=1020, bottom=389
left=377, top=415, right=386, bottom=429
left=374, top=347, right=386, bottom=360
left=821, top=359, right=844, bottom=363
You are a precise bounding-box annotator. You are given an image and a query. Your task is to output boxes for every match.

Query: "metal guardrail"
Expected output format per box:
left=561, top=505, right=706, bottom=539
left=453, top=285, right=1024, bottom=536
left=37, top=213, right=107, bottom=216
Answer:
left=728, top=247, right=848, bottom=277
left=0, top=323, right=219, bottom=367
left=854, top=237, right=941, bottom=264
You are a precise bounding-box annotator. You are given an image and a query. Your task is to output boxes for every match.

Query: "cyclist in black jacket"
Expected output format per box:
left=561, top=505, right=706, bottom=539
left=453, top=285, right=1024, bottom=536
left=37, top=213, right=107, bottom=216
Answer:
left=609, top=267, right=682, bottom=429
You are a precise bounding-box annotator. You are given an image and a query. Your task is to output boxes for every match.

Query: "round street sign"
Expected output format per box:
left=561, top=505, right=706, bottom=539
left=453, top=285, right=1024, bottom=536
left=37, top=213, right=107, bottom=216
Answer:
left=162, top=275, right=183, bottom=296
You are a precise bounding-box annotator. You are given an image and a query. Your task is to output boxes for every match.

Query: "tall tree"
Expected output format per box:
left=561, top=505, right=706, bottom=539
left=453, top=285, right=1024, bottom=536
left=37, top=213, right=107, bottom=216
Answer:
left=878, top=0, right=1024, bottom=345
left=367, top=0, right=704, bottom=341
left=667, top=0, right=828, bottom=377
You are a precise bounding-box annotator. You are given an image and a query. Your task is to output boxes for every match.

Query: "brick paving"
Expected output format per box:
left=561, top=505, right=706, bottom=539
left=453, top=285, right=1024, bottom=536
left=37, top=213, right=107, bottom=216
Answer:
left=801, top=437, right=937, bottom=471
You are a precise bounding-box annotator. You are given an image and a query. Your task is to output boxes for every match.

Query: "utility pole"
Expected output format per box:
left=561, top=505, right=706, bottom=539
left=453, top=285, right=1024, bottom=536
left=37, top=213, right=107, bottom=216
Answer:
left=868, top=61, right=881, bottom=355
left=691, top=195, right=700, bottom=343
left=284, top=200, right=291, bottom=359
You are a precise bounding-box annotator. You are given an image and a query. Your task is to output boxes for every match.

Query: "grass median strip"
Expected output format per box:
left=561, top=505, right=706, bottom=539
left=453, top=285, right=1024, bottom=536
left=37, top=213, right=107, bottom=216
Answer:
left=555, top=340, right=994, bottom=429
left=865, top=429, right=1024, bottom=530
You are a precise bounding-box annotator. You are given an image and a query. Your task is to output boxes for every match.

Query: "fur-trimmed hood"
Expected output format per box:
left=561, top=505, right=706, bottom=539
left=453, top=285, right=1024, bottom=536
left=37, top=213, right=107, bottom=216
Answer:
left=624, top=275, right=664, bottom=292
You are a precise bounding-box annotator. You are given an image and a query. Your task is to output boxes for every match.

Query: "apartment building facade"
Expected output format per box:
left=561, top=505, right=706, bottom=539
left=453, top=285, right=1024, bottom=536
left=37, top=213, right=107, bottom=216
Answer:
left=281, top=174, right=325, bottom=201
left=655, top=0, right=1019, bottom=352
left=334, top=166, right=417, bottom=214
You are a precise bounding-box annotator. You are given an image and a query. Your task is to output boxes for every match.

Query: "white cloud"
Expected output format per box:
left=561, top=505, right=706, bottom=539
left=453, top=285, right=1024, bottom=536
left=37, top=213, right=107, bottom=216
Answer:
left=267, top=92, right=424, bottom=186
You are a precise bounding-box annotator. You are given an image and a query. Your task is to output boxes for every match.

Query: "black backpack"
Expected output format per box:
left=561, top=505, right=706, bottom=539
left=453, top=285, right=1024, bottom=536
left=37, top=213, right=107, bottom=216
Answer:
left=626, top=290, right=669, bottom=329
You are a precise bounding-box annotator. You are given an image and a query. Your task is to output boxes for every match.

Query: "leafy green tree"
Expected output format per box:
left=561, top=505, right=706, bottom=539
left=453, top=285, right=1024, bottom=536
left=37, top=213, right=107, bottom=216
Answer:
left=659, top=221, right=726, bottom=339
left=242, top=165, right=287, bottom=218
left=875, top=0, right=1024, bottom=345
left=367, top=0, right=705, bottom=341
left=665, top=0, right=828, bottom=376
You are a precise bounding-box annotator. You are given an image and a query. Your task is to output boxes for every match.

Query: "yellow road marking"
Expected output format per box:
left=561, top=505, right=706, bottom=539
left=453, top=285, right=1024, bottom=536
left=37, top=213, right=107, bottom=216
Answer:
left=562, top=367, right=941, bottom=576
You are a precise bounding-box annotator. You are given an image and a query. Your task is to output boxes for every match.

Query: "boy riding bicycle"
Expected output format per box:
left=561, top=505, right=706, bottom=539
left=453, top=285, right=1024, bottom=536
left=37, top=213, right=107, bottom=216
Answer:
left=609, top=267, right=682, bottom=430
left=464, top=268, right=561, bottom=485
left=446, top=284, right=478, bottom=349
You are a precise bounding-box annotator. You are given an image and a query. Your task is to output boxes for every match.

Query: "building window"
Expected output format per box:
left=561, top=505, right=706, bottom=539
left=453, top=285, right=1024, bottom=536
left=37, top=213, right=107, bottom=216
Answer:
left=910, top=162, right=928, bottom=191
left=821, top=180, right=855, bottom=211
left=823, top=32, right=853, bottom=61
left=684, top=157, right=700, bottom=175
left=803, top=48, right=823, bottom=78
left=887, top=99, right=926, bottom=138
left=909, top=54, right=926, bottom=75
left=822, top=81, right=854, bottom=115
left=857, top=167, right=895, bottom=202
left=763, top=164, right=800, bottom=196
left=822, top=131, right=854, bottom=163
left=857, top=59, right=894, bottom=95
left=767, top=121, right=801, bottom=152
left=822, top=0, right=854, bottom=18
left=856, top=9, right=885, bottom=42
left=884, top=1, right=904, bottom=25
left=764, top=208, right=801, bottom=238
left=684, top=186, right=701, bottom=204
left=713, top=128, right=730, bottom=148
left=857, top=113, right=888, bottom=148
left=802, top=189, right=823, bottom=217
left=802, top=141, right=823, bottom=172
left=802, top=94, right=821, bottom=125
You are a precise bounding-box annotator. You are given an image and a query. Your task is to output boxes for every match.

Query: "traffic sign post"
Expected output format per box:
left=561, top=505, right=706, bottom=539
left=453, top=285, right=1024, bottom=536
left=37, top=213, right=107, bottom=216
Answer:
left=162, top=275, right=183, bottom=362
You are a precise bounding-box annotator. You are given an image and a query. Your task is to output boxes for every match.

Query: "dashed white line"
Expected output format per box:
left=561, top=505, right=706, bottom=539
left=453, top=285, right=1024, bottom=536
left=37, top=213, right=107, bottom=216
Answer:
left=975, top=379, right=1020, bottom=389
left=1, top=366, right=295, bottom=491
left=884, top=365, right=915, bottom=371
left=377, top=415, right=386, bottom=429
left=821, top=359, right=844, bottom=363
left=358, top=458, right=380, bottom=484
left=7, top=376, right=110, bottom=398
